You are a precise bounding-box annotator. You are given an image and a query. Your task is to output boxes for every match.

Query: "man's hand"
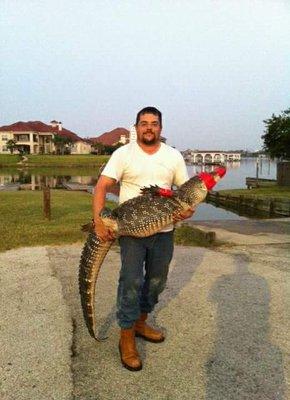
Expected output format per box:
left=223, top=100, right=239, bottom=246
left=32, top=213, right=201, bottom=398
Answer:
left=94, top=218, right=116, bottom=242
left=173, top=207, right=195, bottom=222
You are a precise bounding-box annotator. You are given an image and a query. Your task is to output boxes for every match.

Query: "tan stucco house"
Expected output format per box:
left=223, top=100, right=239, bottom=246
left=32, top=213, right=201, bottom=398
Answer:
left=0, top=120, right=91, bottom=154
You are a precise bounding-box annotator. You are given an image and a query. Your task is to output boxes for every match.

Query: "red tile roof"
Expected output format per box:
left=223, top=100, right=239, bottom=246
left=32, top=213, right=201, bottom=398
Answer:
left=0, top=121, right=84, bottom=142
left=90, top=127, right=129, bottom=146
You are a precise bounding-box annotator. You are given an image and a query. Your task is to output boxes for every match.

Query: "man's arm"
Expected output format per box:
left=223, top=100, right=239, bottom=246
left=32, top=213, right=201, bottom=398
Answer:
left=93, top=175, right=117, bottom=242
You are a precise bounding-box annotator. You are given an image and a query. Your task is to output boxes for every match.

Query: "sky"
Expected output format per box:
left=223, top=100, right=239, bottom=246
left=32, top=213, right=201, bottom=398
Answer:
left=1, top=0, right=290, bottom=151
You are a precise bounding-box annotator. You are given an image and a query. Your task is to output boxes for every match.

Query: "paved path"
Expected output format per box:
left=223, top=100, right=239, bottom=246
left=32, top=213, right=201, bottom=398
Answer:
left=1, top=219, right=289, bottom=399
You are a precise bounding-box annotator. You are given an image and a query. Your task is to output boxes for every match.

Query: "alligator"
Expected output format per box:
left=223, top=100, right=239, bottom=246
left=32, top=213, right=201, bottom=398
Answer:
left=79, top=167, right=226, bottom=340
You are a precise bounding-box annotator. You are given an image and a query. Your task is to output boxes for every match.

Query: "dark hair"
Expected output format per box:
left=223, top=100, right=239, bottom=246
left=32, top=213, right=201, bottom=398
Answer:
left=135, top=106, right=162, bottom=127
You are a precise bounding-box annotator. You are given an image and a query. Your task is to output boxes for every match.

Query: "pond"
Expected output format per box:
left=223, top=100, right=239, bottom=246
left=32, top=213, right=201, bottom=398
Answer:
left=0, top=158, right=277, bottom=220
left=187, top=158, right=276, bottom=220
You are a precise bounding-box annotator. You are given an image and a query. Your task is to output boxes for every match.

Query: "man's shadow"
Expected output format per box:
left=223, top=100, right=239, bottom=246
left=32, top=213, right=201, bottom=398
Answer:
left=205, top=253, right=285, bottom=400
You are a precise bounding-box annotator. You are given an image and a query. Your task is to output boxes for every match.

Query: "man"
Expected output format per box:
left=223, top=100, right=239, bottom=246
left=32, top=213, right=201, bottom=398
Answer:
left=93, top=107, right=194, bottom=371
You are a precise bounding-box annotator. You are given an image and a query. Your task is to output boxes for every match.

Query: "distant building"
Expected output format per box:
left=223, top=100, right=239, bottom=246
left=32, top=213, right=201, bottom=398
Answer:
left=182, top=149, right=241, bottom=164
left=0, top=121, right=91, bottom=154
left=90, top=127, right=130, bottom=146
left=129, top=125, right=137, bottom=142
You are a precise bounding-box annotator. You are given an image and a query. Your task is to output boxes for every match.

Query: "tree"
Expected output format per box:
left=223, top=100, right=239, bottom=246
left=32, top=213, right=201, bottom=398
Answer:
left=104, top=143, right=124, bottom=155
left=6, top=139, right=18, bottom=154
left=92, top=142, right=105, bottom=155
left=92, top=142, right=124, bottom=155
left=262, top=108, right=290, bottom=159
left=52, top=134, right=73, bottom=155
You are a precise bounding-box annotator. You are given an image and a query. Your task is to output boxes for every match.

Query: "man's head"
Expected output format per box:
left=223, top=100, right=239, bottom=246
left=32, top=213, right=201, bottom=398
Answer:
left=135, top=106, right=162, bottom=146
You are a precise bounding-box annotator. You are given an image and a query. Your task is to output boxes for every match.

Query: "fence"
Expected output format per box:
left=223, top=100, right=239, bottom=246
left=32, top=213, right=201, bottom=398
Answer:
left=277, top=161, right=290, bottom=186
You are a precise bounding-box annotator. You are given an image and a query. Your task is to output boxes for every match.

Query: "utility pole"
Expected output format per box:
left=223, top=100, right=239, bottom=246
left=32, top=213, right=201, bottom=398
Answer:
left=256, top=156, right=260, bottom=187
left=43, top=183, right=51, bottom=220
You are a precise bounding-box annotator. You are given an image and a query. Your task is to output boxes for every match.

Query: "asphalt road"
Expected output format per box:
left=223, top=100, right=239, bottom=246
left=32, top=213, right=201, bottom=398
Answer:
left=1, top=219, right=289, bottom=399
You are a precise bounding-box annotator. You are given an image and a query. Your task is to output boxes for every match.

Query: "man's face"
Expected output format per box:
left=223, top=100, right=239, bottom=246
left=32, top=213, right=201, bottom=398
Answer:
left=136, top=113, right=162, bottom=145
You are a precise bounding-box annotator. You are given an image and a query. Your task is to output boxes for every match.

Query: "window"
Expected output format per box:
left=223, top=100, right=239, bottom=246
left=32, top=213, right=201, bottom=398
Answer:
left=20, top=135, right=29, bottom=141
left=2, top=135, right=8, bottom=141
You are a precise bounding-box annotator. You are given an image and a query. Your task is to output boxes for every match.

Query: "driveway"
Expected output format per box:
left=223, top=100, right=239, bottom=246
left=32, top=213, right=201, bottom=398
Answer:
left=1, top=219, right=289, bottom=399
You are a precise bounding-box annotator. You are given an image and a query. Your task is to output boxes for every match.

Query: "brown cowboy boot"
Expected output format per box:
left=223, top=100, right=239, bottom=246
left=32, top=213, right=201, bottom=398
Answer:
left=119, top=328, right=142, bottom=371
left=135, top=313, right=165, bottom=343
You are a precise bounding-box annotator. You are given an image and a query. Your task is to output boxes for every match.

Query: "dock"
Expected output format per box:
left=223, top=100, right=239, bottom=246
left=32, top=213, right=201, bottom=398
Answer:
left=0, top=183, right=20, bottom=191
left=62, top=182, right=93, bottom=192
left=245, top=177, right=277, bottom=189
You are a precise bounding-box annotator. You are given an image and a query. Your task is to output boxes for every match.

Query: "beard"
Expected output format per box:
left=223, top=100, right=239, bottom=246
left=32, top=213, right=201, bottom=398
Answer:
left=140, top=131, right=158, bottom=145
left=141, top=137, right=158, bottom=145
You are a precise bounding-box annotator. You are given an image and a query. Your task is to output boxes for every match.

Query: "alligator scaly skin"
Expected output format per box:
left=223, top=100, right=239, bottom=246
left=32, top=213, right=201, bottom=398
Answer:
left=79, top=232, right=115, bottom=340
left=79, top=170, right=225, bottom=339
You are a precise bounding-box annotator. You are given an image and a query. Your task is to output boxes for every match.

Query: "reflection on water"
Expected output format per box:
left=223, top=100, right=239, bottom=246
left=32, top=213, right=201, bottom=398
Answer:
left=0, top=169, right=99, bottom=190
left=192, top=202, right=248, bottom=221
left=0, top=158, right=277, bottom=220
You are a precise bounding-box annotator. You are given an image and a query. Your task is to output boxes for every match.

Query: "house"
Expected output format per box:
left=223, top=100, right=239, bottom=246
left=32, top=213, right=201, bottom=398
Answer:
left=0, top=121, right=91, bottom=154
left=90, top=127, right=130, bottom=147
left=90, top=127, right=166, bottom=146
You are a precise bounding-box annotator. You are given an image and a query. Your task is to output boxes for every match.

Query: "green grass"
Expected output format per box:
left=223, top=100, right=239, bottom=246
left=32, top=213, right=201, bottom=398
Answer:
left=26, top=154, right=109, bottom=166
left=0, top=154, right=21, bottom=165
left=218, top=186, right=290, bottom=199
left=174, top=224, right=217, bottom=247
left=0, top=190, right=114, bottom=252
left=0, top=154, right=109, bottom=167
left=0, top=190, right=207, bottom=252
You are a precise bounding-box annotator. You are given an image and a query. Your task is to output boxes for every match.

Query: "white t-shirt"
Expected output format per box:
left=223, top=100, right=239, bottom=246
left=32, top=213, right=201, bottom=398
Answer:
left=101, top=142, right=189, bottom=232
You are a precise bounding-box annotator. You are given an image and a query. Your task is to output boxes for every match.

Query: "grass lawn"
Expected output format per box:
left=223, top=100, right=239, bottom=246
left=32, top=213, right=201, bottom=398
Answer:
left=219, top=186, right=290, bottom=199
left=0, top=190, right=111, bottom=252
left=0, top=154, right=109, bottom=167
left=26, top=154, right=109, bottom=166
left=0, top=190, right=205, bottom=252
left=0, top=154, right=21, bottom=165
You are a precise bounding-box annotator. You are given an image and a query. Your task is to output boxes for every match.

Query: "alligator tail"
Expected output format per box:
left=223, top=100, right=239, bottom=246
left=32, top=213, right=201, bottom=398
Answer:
left=79, top=232, right=114, bottom=340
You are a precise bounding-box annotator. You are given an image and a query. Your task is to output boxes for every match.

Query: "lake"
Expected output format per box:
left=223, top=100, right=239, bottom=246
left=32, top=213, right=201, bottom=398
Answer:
left=0, top=158, right=277, bottom=220
left=187, top=158, right=276, bottom=220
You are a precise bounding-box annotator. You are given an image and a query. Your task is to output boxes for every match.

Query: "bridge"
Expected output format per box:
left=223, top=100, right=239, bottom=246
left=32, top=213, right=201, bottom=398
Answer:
left=182, top=149, right=241, bottom=164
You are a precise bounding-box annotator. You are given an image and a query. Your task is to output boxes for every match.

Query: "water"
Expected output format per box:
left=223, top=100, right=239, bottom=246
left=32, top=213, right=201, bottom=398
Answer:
left=0, top=158, right=277, bottom=220
left=186, top=158, right=276, bottom=220
left=187, top=158, right=276, bottom=190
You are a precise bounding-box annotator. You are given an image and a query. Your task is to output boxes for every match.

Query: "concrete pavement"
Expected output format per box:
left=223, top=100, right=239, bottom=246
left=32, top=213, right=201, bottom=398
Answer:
left=1, top=219, right=289, bottom=399
left=0, top=247, right=73, bottom=400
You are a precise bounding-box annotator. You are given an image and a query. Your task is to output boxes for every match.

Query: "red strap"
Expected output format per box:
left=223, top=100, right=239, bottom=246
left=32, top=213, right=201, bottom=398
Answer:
left=214, top=167, right=226, bottom=178
left=198, top=172, right=217, bottom=190
left=157, top=188, right=174, bottom=197
left=198, top=167, right=226, bottom=190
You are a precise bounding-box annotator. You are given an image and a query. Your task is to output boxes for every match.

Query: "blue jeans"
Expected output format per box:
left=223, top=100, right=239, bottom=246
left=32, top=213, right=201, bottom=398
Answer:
left=117, top=231, right=174, bottom=329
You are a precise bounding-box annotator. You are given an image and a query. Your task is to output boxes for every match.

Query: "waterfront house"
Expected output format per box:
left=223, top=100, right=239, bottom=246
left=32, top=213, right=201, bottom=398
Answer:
left=0, top=120, right=91, bottom=154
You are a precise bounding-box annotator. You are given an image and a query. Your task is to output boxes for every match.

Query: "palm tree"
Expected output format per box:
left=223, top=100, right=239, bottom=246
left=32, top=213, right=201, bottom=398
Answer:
left=52, top=134, right=73, bottom=155
left=6, top=139, right=18, bottom=154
